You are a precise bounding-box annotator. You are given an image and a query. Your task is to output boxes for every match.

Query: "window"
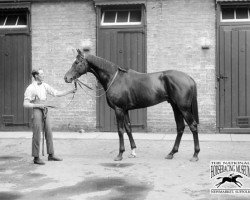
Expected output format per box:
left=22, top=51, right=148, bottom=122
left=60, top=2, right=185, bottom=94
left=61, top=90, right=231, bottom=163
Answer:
left=0, top=10, right=27, bottom=28
left=221, top=7, right=234, bottom=19
left=221, top=6, right=250, bottom=22
left=101, top=9, right=142, bottom=26
left=236, top=7, right=248, bottom=19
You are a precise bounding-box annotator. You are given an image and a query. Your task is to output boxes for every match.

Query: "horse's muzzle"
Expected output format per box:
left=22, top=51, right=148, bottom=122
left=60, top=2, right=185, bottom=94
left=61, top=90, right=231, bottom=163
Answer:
left=64, top=75, right=73, bottom=83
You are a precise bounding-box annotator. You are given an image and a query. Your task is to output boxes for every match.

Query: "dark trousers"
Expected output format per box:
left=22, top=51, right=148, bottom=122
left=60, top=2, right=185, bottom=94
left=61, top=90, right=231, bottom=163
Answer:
left=32, top=108, right=54, bottom=157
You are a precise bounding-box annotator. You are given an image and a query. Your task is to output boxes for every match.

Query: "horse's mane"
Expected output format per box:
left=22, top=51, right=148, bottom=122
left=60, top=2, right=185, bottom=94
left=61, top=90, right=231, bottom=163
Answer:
left=86, top=54, right=127, bottom=72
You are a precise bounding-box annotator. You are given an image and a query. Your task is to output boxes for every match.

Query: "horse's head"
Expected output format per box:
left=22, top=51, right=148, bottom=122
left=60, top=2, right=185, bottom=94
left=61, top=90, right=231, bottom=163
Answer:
left=64, top=49, right=89, bottom=83
left=234, top=174, right=243, bottom=179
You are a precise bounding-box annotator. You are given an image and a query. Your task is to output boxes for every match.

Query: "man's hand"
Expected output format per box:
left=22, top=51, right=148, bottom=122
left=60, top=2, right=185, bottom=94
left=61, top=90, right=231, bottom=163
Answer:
left=34, top=104, right=46, bottom=109
left=24, top=99, right=46, bottom=109
left=55, top=88, right=77, bottom=97
left=71, top=88, right=77, bottom=94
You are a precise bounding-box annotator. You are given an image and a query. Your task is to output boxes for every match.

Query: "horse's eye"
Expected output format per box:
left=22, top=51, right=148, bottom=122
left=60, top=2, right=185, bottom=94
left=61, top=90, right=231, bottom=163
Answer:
left=75, top=60, right=79, bottom=65
left=76, top=65, right=82, bottom=71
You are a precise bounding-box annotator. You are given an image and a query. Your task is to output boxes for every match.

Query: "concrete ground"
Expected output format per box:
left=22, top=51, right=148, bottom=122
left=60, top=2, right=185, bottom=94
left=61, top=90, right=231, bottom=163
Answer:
left=0, top=132, right=250, bottom=200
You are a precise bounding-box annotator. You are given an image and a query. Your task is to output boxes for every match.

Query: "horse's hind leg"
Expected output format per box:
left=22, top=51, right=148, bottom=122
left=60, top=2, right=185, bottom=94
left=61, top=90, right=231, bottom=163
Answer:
left=181, top=109, right=200, bottom=162
left=114, top=108, right=126, bottom=161
left=216, top=182, right=222, bottom=188
left=166, top=104, right=185, bottom=160
left=124, top=111, right=137, bottom=158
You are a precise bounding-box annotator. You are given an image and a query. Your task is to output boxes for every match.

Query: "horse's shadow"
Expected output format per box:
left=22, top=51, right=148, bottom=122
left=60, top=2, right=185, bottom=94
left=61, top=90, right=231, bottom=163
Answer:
left=215, top=174, right=243, bottom=188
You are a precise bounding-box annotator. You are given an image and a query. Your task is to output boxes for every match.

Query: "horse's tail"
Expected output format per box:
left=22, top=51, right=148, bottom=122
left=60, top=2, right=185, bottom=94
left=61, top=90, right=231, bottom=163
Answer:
left=191, top=83, right=199, bottom=124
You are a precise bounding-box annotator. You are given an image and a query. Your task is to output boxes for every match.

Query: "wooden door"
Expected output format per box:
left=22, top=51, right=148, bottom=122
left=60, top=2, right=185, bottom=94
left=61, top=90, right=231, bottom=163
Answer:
left=117, top=30, right=146, bottom=130
left=97, top=28, right=146, bottom=131
left=0, top=34, right=31, bottom=130
left=218, top=25, right=250, bottom=130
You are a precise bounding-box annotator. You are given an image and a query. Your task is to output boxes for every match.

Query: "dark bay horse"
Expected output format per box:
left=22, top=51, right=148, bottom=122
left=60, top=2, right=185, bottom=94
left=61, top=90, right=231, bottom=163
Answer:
left=64, top=49, right=200, bottom=162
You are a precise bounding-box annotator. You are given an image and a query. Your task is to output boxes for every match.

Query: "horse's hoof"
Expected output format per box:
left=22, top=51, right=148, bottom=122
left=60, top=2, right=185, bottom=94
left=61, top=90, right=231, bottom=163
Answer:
left=114, top=156, right=123, bottom=161
left=190, top=156, right=199, bottom=162
left=128, top=154, right=136, bottom=158
left=165, top=154, right=174, bottom=159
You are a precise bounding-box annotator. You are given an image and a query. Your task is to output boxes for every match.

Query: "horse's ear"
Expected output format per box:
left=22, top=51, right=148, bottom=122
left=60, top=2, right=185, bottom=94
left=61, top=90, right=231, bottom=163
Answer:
left=83, top=49, right=90, bottom=59
left=77, top=49, right=81, bottom=54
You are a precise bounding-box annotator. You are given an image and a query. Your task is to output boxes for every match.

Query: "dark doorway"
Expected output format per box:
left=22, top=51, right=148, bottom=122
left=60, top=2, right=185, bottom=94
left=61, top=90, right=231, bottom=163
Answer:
left=217, top=4, right=250, bottom=132
left=0, top=6, right=31, bottom=130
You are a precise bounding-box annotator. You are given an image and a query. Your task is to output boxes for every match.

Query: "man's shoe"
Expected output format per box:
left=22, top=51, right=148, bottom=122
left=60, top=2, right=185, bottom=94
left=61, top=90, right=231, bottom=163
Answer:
left=48, top=155, right=63, bottom=161
left=33, top=157, right=45, bottom=165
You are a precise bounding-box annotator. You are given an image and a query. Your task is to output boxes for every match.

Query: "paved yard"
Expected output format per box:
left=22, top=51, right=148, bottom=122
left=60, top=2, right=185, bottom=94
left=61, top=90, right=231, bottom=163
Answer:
left=0, top=133, right=250, bottom=200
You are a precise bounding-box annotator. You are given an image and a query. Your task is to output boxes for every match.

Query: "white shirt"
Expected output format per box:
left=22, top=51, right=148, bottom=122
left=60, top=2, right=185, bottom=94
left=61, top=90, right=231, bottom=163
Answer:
left=24, top=81, right=59, bottom=102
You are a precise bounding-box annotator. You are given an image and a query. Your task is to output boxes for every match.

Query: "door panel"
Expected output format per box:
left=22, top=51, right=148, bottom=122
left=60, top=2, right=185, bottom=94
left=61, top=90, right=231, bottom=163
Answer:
left=0, top=34, right=31, bottom=130
left=117, top=31, right=146, bottom=130
left=219, top=26, right=250, bottom=129
left=97, top=30, right=117, bottom=131
left=97, top=29, right=146, bottom=131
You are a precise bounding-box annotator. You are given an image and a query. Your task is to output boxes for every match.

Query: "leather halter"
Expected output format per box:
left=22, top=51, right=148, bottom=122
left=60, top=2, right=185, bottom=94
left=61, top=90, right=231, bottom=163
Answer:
left=75, top=54, right=119, bottom=98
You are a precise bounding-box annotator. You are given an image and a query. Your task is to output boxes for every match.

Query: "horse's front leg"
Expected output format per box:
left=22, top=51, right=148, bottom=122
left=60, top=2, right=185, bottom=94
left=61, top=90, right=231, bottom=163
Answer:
left=235, top=181, right=242, bottom=187
left=237, top=181, right=243, bottom=186
left=114, top=108, right=126, bottom=161
left=124, top=111, right=136, bottom=158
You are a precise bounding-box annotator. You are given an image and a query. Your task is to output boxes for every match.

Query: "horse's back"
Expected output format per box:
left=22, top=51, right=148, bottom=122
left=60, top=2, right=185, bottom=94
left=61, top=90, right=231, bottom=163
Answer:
left=124, top=69, right=197, bottom=102
left=109, top=69, right=197, bottom=110
left=110, top=69, right=167, bottom=109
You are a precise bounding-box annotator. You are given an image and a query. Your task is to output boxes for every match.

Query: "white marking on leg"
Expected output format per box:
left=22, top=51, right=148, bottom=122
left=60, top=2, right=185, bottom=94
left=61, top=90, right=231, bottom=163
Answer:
left=128, top=149, right=136, bottom=158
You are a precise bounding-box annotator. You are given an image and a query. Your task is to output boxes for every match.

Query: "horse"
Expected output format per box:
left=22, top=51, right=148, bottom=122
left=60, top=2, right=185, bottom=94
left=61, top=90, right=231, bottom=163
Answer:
left=64, top=48, right=200, bottom=162
left=215, top=174, right=243, bottom=188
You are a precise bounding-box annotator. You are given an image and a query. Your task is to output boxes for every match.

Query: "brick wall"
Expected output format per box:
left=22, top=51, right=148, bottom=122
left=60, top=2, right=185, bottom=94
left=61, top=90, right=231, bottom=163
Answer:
left=146, top=0, right=216, bottom=133
left=31, top=0, right=217, bottom=133
left=31, top=0, right=97, bottom=131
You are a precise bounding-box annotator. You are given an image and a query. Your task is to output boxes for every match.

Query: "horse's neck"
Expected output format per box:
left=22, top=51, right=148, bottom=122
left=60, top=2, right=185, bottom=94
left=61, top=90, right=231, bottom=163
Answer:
left=88, top=62, right=115, bottom=89
left=86, top=55, right=117, bottom=88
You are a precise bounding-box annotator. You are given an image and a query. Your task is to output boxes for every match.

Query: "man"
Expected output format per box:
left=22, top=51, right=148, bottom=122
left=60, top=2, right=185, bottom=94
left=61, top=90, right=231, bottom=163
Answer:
left=23, top=69, right=76, bottom=165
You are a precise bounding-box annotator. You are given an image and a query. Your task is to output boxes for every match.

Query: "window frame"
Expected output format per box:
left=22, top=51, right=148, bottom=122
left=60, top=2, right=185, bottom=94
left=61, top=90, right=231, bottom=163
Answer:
left=0, top=13, right=28, bottom=29
left=221, top=5, right=250, bottom=22
left=0, top=2, right=30, bottom=35
left=101, top=8, right=142, bottom=26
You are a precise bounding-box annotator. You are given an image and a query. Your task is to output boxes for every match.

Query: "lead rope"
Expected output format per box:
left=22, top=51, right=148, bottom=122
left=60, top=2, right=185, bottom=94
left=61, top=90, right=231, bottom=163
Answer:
left=44, top=81, right=77, bottom=109
left=42, top=107, right=48, bottom=156
left=74, top=79, right=93, bottom=90
left=75, top=70, right=118, bottom=98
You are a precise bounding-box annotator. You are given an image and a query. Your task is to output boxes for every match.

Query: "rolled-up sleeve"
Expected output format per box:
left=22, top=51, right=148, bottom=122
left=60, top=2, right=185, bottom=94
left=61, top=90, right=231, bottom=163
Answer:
left=24, top=86, right=34, bottom=101
left=44, top=83, right=60, bottom=97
